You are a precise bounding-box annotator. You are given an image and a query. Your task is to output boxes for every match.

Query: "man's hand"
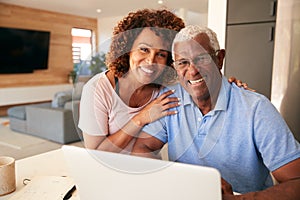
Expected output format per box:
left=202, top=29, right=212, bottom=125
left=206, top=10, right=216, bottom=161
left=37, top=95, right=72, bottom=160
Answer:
left=221, top=177, right=233, bottom=195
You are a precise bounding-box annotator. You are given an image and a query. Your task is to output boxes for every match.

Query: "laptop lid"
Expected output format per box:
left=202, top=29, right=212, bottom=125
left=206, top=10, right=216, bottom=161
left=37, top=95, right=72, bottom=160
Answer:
left=62, top=145, right=221, bottom=200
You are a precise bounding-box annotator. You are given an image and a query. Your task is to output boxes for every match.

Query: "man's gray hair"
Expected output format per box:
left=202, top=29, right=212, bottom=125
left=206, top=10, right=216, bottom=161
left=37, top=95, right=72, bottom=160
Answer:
left=172, top=25, right=220, bottom=59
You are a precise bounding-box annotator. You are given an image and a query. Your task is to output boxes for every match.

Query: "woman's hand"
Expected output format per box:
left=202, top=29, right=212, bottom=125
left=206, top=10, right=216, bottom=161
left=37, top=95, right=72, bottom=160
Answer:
left=228, top=77, right=255, bottom=92
left=132, top=90, right=180, bottom=126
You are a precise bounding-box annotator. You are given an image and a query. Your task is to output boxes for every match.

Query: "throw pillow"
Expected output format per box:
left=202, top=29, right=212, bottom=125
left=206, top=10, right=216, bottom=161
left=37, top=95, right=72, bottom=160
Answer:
left=51, top=90, right=73, bottom=108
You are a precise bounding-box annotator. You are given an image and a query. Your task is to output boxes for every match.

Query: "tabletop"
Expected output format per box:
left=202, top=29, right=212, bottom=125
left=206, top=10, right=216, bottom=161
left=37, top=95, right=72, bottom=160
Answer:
left=0, top=148, right=79, bottom=200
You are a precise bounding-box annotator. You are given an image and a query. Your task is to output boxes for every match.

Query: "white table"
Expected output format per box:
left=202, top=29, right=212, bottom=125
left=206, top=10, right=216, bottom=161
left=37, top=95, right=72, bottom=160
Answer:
left=0, top=149, right=77, bottom=200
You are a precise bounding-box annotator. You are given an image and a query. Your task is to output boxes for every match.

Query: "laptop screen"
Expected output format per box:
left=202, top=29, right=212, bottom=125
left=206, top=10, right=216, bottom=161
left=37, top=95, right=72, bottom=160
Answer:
left=62, top=145, right=221, bottom=200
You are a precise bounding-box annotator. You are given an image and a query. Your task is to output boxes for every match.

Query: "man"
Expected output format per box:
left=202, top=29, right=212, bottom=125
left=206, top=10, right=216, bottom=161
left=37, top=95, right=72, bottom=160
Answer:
left=132, top=25, right=300, bottom=199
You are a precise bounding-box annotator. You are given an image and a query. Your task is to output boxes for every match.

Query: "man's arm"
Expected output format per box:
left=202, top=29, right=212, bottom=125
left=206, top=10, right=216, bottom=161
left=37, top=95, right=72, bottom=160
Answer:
left=131, top=131, right=165, bottom=159
left=223, top=158, right=300, bottom=200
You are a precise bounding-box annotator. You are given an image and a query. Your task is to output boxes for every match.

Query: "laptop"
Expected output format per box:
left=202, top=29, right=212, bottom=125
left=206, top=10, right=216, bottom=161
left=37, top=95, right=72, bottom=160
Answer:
left=62, top=145, right=221, bottom=200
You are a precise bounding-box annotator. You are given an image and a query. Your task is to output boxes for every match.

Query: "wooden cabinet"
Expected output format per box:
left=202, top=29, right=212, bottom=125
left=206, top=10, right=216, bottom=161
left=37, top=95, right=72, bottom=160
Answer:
left=224, top=0, right=277, bottom=99
left=227, top=0, right=277, bottom=24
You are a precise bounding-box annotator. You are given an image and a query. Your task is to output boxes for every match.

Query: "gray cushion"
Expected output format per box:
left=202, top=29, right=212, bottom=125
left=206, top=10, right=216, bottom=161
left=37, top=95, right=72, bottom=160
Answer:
left=63, top=101, right=73, bottom=110
left=51, top=83, right=84, bottom=108
left=51, top=90, right=72, bottom=108
left=72, top=82, right=84, bottom=100
left=7, top=105, right=26, bottom=120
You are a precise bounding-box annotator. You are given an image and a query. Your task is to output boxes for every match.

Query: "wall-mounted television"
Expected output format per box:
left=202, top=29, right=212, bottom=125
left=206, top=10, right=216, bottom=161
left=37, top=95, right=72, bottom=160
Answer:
left=0, top=27, right=51, bottom=74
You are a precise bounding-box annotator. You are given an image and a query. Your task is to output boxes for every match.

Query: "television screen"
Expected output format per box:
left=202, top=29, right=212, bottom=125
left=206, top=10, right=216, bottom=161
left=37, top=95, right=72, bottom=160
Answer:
left=0, top=27, right=50, bottom=74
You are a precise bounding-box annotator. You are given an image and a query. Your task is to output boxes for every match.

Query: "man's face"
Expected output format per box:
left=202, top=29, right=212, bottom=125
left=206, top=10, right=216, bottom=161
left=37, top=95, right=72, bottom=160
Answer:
left=173, top=33, right=223, bottom=102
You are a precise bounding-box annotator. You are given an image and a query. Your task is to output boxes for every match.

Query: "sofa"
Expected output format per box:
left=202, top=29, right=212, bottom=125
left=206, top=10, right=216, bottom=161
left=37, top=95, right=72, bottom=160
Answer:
left=7, top=82, right=84, bottom=144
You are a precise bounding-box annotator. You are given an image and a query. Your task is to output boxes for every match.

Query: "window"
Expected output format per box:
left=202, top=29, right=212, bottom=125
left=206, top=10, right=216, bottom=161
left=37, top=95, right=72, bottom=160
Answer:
left=71, top=28, right=93, bottom=75
left=71, top=28, right=92, bottom=63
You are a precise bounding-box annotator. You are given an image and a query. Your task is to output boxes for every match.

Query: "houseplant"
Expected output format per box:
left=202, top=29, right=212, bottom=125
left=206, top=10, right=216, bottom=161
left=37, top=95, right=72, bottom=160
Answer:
left=68, top=70, right=77, bottom=84
left=89, top=52, right=107, bottom=76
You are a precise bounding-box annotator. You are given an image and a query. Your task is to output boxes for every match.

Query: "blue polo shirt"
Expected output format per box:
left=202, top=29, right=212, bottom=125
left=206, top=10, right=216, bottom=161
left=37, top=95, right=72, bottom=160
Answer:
left=142, top=76, right=300, bottom=194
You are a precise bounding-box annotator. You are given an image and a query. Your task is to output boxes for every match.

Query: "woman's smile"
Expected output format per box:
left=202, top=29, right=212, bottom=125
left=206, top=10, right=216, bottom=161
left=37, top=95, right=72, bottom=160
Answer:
left=140, top=66, right=155, bottom=74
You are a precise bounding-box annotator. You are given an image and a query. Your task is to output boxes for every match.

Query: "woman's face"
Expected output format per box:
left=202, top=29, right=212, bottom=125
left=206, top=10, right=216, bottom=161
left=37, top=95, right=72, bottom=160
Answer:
left=128, top=28, right=169, bottom=84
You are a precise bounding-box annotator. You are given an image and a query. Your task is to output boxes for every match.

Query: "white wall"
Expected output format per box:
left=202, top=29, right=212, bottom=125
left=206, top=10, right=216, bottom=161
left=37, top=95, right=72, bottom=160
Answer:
left=207, top=0, right=227, bottom=49
left=271, top=0, right=300, bottom=138
left=271, top=0, right=300, bottom=109
left=174, top=8, right=208, bottom=26
left=97, top=16, right=122, bottom=53
left=0, top=84, right=72, bottom=106
left=96, top=9, right=208, bottom=53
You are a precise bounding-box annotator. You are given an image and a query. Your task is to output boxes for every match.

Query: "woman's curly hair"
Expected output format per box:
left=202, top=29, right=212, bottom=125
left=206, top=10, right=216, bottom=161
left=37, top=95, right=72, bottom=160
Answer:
left=105, top=9, right=185, bottom=84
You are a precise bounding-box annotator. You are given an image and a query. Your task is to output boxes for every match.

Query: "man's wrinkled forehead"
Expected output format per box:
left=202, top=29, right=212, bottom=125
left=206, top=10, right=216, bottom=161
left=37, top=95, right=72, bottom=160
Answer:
left=173, top=37, right=208, bottom=58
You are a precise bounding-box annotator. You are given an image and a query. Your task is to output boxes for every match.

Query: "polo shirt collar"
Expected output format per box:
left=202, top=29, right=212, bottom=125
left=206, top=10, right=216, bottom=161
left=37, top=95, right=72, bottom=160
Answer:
left=214, top=76, right=230, bottom=112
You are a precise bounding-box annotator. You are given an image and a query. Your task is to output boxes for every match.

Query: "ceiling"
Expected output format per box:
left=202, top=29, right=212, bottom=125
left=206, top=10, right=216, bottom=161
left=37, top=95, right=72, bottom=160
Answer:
left=1, top=0, right=208, bottom=19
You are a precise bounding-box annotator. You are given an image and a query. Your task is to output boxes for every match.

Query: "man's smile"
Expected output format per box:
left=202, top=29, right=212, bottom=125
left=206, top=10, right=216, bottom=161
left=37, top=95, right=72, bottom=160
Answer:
left=188, top=75, right=207, bottom=85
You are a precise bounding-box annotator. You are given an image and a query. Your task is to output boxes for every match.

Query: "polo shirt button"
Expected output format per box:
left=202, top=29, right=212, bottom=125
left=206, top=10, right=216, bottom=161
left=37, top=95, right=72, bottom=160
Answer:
left=198, top=117, right=202, bottom=122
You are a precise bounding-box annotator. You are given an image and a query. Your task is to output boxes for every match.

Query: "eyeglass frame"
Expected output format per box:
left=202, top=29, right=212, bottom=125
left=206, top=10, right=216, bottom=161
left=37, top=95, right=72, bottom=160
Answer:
left=173, top=50, right=220, bottom=70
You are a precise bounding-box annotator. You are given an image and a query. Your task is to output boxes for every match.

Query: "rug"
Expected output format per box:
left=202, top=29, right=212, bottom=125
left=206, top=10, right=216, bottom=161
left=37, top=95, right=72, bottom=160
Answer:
left=0, top=125, right=47, bottom=150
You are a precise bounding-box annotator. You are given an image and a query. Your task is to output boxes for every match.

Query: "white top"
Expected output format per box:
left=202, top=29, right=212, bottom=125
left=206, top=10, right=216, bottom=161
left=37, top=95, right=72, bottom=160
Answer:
left=78, top=71, right=159, bottom=152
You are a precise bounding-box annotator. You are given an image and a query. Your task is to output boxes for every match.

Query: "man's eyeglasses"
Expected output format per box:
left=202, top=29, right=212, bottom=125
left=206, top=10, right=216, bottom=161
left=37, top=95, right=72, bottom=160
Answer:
left=173, top=50, right=220, bottom=70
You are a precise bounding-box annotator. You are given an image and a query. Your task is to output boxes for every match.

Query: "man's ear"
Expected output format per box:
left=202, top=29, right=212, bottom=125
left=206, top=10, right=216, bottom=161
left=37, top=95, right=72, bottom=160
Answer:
left=217, top=49, right=226, bottom=69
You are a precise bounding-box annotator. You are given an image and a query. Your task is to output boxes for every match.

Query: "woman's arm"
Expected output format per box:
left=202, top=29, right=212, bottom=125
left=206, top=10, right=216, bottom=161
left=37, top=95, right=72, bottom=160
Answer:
left=84, top=89, right=180, bottom=152
left=131, top=131, right=165, bottom=158
left=82, top=118, right=142, bottom=152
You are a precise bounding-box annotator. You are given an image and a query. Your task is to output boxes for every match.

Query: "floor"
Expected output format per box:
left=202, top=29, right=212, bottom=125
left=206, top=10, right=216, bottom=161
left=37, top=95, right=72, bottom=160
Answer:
left=0, top=116, right=84, bottom=160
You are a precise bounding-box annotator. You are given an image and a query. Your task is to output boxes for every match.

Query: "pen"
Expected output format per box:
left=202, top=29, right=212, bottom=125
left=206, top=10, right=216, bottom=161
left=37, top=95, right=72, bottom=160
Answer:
left=63, top=185, right=76, bottom=200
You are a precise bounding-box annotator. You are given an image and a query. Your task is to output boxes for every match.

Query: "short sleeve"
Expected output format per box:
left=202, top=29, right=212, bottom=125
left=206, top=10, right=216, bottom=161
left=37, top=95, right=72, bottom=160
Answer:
left=78, top=73, right=109, bottom=136
left=253, top=97, right=300, bottom=171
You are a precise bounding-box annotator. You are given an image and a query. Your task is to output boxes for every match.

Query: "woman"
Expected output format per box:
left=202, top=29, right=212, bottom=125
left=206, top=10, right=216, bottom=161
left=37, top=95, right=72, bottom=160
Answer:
left=79, top=9, right=185, bottom=153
